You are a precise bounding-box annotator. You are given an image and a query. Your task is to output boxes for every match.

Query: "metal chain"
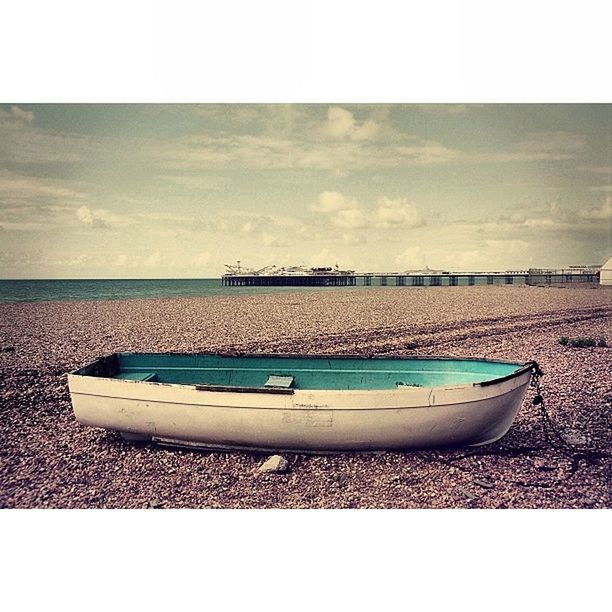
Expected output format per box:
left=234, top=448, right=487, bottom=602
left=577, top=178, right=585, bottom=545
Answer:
left=529, top=362, right=611, bottom=458
left=529, top=363, right=576, bottom=454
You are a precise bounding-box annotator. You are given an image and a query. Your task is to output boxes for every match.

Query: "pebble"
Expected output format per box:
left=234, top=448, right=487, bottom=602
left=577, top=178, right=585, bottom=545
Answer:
left=562, top=429, right=589, bottom=447
left=257, top=455, right=289, bottom=474
left=473, top=478, right=495, bottom=490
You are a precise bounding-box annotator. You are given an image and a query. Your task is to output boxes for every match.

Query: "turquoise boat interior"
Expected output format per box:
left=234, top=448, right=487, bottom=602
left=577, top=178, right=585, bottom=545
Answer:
left=76, top=353, right=527, bottom=391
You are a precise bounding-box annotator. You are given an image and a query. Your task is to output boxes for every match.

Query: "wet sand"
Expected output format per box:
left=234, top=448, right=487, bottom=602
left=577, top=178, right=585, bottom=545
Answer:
left=1, top=285, right=610, bottom=508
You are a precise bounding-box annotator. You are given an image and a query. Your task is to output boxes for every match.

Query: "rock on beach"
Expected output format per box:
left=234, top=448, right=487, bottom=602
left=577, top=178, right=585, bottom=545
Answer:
left=257, top=455, right=290, bottom=474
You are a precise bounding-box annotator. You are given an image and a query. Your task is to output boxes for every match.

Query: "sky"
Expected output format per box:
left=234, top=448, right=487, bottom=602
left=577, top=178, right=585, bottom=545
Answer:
left=0, top=103, right=610, bottom=278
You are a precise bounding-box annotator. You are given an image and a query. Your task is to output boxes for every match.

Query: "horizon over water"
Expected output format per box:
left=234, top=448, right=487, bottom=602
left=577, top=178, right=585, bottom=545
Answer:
left=0, top=278, right=364, bottom=303
left=0, top=275, right=526, bottom=303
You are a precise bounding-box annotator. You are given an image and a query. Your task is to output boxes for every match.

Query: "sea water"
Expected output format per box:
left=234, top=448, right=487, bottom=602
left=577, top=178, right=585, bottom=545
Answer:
left=0, top=278, right=354, bottom=303
left=0, top=275, right=517, bottom=303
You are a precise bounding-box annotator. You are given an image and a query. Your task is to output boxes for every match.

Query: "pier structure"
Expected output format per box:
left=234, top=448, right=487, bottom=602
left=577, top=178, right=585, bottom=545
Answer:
left=222, top=273, right=357, bottom=287
left=222, top=268, right=599, bottom=287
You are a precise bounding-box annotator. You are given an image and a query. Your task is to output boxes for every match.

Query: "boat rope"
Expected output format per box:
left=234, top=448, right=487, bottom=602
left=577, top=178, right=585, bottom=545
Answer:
left=528, top=361, right=611, bottom=460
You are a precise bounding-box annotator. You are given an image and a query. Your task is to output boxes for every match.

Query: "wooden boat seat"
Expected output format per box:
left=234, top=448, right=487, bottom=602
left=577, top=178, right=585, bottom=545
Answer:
left=265, top=375, right=295, bottom=388
left=115, top=372, right=158, bottom=382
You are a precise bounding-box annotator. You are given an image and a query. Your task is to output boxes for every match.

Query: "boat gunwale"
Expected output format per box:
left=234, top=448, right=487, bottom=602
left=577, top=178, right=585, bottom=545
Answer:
left=68, top=378, right=530, bottom=410
left=70, top=352, right=537, bottom=393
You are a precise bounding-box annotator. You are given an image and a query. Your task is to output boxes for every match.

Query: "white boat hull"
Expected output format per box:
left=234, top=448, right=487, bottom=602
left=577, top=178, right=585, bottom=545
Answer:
left=67, top=368, right=532, bottom=451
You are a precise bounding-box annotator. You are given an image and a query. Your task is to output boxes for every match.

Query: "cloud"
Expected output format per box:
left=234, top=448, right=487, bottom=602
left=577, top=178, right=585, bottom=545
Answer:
left=475, top=131, right=587, bottom=163
left=241, top=221, right=257, bottom=234
left=76, top=205, right=126, bottom=228
left=0, top=107, right=100, bottom=164
left=495, top=199, right=577, bottom=230
left=0, top=170, right=86, bottom=203
left=153, top=116, right=459, bottom=174
left=311, top=191, right=359, bottom=213
left=515, top=131, right=586, bottom=158
left=331, top=208, right=369, bottom=229
left=394, top=140, right=459, bottom=165
left=322, top=107, right=356, bottom=139
left=374, top=197, right=422, bottom=228
left=312, top=191, right=423, bottom=231
left=579, top=197, right=612, bottom=220
left=320, top=106, right=381, bottom=142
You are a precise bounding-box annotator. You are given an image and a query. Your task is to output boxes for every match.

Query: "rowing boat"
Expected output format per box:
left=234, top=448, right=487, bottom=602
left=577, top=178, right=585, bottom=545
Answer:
left=67, top=352, right=537, bottom=452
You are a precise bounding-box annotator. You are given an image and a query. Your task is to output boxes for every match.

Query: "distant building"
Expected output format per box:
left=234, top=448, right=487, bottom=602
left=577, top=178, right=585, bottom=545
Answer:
left=600, top=255, right=612, bottom=285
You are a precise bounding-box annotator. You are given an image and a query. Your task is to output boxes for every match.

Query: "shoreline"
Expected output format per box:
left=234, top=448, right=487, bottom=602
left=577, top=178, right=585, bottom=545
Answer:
left=0, top=280, right=605, bottom=306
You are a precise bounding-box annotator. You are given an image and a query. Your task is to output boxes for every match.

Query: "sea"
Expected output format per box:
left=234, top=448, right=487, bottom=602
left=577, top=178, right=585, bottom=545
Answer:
left=0, top=278, right=361, bottom=303
left=0, top=275, right=516, bottom=303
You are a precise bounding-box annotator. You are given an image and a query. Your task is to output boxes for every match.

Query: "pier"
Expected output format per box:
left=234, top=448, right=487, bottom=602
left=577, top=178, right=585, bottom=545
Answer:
left=222, top=268, right=599, bottom=287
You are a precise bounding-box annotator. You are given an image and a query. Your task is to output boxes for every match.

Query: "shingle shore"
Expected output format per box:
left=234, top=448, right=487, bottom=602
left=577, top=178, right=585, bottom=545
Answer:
left=1, top=285, right=610, bottom=509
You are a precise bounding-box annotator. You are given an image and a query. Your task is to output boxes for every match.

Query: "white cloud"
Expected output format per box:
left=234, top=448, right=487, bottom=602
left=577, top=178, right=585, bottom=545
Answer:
left=76, top=205, right=126, bottom=228
left=331, top=208, right=369, bottom=229
left=76, top=205, right=96, bottom=225
left=374, top=197, right=422, bottom=228
left=394, top=140, right=459, bottom=165
left=322, top=107, right=356, bottom=139
left=0, top=170, right=85, bottom=203
left=320, top=106, right=381, bottom=142
left=312, top=192, right=423, bottom=231
left=352, top=119, right=380, bottom=141
left=154, top=119, right=459, bottom=174
left=522, top=217, right=558, bottom=228
left=311, top=191, right=359, bottom=213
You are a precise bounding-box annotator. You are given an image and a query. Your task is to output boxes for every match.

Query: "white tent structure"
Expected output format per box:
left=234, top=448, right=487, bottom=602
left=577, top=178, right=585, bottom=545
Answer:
left=600, top=255, right=612, bottom=285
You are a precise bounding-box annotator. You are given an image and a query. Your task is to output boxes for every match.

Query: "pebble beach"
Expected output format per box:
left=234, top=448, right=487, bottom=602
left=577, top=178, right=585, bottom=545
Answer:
left=1, top=285, right=610, bottom=509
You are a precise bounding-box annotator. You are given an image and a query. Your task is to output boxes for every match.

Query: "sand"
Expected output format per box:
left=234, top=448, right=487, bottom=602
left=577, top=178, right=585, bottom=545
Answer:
left=0, top=285, right=610, bottom=508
